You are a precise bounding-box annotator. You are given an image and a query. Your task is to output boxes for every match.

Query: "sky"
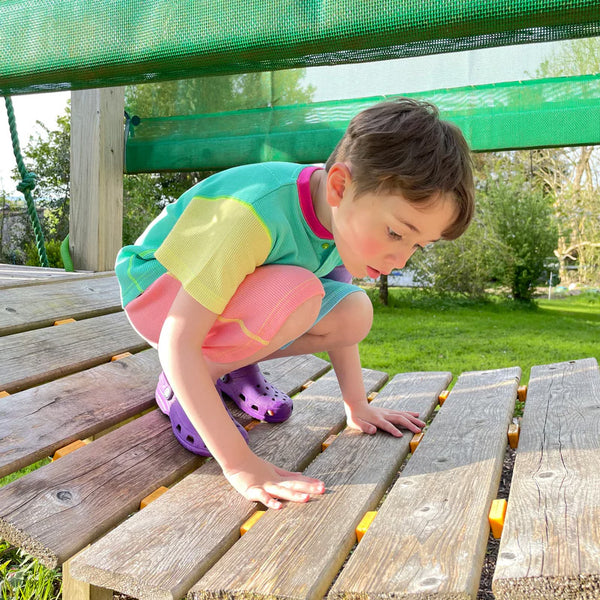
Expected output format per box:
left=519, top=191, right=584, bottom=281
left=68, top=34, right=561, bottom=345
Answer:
left=0, top=40, right=565, bottom=195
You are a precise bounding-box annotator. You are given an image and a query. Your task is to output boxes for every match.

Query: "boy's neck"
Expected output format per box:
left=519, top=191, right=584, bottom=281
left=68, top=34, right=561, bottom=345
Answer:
left=309, top=168, right=332, bottom=235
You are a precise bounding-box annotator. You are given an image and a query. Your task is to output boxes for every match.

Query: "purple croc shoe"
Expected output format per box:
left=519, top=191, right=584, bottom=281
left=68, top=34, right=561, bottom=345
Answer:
left=155, top=371, right=249, bottom=456
left=216, top=364, right=293, bottom=423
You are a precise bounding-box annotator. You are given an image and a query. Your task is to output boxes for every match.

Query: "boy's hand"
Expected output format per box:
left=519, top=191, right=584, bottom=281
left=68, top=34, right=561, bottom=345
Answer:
left=345, top=403, right=425, bottom=438
left=223, top=455, right=325, bottom=510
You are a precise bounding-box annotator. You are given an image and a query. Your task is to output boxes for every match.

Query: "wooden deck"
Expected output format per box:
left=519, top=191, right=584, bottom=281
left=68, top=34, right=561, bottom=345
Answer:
left=1, top=266, right=599, bottom=600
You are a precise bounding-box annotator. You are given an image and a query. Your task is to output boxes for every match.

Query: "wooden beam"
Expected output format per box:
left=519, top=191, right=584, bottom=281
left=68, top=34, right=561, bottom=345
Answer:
left=493, top=358, right=600, bottom=599
left=70, top=88, right=124, bottom=272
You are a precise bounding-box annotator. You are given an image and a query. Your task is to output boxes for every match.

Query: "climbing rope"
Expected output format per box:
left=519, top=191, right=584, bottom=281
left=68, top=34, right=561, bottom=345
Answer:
left=4, top=96, right=48, bottom=267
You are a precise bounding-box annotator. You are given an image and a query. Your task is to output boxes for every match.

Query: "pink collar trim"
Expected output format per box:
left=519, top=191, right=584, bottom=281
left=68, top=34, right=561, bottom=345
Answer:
left=297, top=166, right=333, bottom=240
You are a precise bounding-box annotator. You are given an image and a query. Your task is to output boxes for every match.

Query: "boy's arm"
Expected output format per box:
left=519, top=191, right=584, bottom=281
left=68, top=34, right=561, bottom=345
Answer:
left=328, top=344, right=425, bottom=437
left=158, top=285, right=324, bottom=508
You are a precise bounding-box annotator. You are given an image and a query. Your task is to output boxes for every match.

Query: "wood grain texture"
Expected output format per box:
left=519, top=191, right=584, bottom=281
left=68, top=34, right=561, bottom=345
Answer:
left=69, top=369, right=388, bottom=600
left=0, top=273, right=121, bottom=335
left=190, top=371, right=452, bottom=600
left=70, top=88, right=124, bottom=272
left=0, top=349, right=161, bottom=478
left=63, top=554, right=113, bottom=600
left=0, top=311, right=148, bottom=393
left=329, top=367, right=521, bottom=600
left=0, top=264, right=97, bottom=289
left=493, top=358, right=600, bottom=600
left=0, top=354, right=329, bottom=570
left=0, top=409, right=203, bottom=568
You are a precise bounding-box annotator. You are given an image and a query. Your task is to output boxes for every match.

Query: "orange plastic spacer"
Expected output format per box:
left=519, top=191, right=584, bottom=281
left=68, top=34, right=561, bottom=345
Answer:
left=489, top=498, right=508, bottom=539
left=517, top=385, right=527, bottom=402
left=240, top=510, right=266, bottom=536
left=0, top=391, right=9, bottom=398
left=111, top=352, right=132, bottom=362
left=438, top=390, right=449, bottom=406
left=322, top=434, right=337, bottom=451
left=301, top=380, right=314, bottom=390
left=356, top=511, right=377, bottom=542
left=140, top=486, right=169, bottom=509
left=244, top=420, right=261, bottom=432
left=54, top=318, right=76, bottom=326
left=367, top=391, right=378, bottom=403
left=52, top=439, right=89, bottom=461
left=410, top=432, right=424, bottom=453
left=508, top=422, right=520, bottom=449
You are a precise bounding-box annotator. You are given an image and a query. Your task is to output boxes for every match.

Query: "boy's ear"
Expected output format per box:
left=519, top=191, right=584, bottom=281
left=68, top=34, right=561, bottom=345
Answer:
left=326, top=162, right=352, bottom=207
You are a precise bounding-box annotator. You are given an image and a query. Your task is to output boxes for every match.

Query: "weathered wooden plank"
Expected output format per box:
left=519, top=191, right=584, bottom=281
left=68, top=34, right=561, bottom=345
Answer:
left=493, top=358, right=600, bottom=600
left=0, top=409, right=200, bottom=568
left=329, top=367, right=521, bottom=600
left=0, top=264, right=96, bottom=288
left=63, top=553, right=113, bottom=600
left=0, top=311, right=148, bottom=393
left=0, top=349, right=161, bottom=479
left=191, top=371, right=452, bottom=600
left=0, top=273, right=121, bottom=335
left=69, top=368, right=388, bottom=600
left=0, top=354, right=330, bottom=569
left=259, top=354, right=331, bottom=397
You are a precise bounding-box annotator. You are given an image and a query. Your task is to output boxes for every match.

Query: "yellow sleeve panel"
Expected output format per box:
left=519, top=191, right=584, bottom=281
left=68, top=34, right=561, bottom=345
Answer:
left=155, top=196, right=272, bottom=314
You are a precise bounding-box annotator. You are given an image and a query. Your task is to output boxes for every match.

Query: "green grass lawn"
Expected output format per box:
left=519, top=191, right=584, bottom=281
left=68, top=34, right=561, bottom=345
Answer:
left=356, top=288, right=600, bottom=385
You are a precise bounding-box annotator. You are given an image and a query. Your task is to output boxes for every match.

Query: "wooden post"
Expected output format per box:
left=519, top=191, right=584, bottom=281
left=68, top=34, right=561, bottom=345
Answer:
left=63, top=553, right=113, bottom=600
left=70, top=88, right=124, bottom=272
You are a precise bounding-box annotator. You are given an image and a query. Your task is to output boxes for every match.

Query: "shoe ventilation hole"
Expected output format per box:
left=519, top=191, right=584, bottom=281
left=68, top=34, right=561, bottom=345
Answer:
left=251, top=404, right=259, bottom=411
left=186, top=435, right=194, bottom=443
left=176, top=424, right=181, bottom=433
left=239, top=394, right=245, bottom=401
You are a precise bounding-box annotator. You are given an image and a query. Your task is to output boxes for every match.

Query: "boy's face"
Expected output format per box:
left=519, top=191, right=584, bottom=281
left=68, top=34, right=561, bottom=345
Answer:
left=328, top=168, right=456, bottom=279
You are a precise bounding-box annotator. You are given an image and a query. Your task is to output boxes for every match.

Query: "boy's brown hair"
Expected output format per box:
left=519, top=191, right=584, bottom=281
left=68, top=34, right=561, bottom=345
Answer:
left=325, top=98, right=474, bottom=240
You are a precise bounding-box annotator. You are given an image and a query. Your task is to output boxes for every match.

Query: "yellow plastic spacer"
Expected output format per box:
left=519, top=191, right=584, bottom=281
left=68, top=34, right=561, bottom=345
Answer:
left=367, top=391, right=378, bottom=403
left=489, top=498, right=508, bottom=539
left=517, top=385, right=527, bottom=402
left=140, top=486, right=169, bottom=509
left=54, top=318, right=76, bottom=326
left=52, top=439, right=89, bottom=461
left=240, top=510, right=266, bottom=536
left=508, top=422, right=520, bottom=449
left=0, top=391, right=9, bottom=398
left=410, top=432, right=424, bottom=453
left=356, top=511, right=377, bottom=542
left=438, top=390, right=449, bottom=406
left=322, top=434, right=337, bottom=451
left=111, top=352, right=132, bottom=362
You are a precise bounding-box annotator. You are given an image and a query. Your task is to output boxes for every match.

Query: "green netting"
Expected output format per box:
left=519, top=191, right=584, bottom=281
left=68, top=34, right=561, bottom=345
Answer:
left=1, top=0, right=600, bottom=95
left=124, top=74, right=600, bottom=172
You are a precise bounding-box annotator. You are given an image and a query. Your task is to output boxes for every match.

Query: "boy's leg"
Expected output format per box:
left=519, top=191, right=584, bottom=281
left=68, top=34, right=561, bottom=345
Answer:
left=127, top=265, right=325, bottom=454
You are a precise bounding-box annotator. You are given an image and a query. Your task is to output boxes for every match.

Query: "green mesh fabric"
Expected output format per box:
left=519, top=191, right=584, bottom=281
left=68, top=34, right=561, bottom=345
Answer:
left=1, top=0, right=600, bottom=95
left=125, top=74, right=600, bottom=172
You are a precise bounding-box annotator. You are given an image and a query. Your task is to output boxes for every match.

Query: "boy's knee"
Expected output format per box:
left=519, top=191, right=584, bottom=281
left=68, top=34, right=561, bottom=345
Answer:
left=336, top=291, right=373, bottom=344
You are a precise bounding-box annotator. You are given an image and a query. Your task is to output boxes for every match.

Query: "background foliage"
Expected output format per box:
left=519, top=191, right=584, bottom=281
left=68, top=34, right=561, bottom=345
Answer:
left=3, top=40, right=599, bottom=295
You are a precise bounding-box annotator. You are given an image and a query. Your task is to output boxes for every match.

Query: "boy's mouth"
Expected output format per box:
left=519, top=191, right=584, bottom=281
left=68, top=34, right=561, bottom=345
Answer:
left=366, top=266, right=381, bottom=279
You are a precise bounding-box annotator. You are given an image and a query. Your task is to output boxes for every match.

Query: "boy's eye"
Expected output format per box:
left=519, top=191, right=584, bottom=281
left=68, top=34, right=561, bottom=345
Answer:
left=387, top=227, right=403, bottom=241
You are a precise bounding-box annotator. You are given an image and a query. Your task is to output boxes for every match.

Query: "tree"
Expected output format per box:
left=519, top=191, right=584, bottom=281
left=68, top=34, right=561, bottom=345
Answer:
left=485, top=165, right=558, bottom=301
left=533, top=38, right=600, bottom=286
left=20, top=106, right=71, bottom=244
left=120, top=70, right=316, bottom=243
left=16, top=69, right=316, bottom=254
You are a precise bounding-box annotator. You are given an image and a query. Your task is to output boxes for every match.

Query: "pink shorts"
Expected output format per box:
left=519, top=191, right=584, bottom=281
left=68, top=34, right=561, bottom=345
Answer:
left=124, top=265, right=325, bottom=364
